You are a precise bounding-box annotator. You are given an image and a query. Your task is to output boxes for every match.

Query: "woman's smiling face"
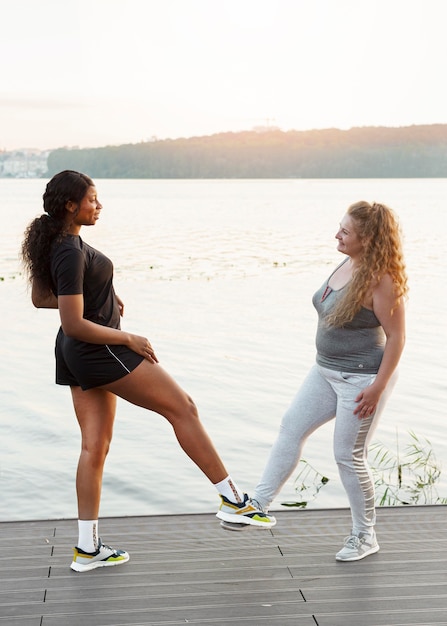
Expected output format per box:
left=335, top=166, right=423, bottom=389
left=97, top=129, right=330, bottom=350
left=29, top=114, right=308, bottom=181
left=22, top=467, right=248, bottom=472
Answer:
left=335, top=214, right=364, bottom=259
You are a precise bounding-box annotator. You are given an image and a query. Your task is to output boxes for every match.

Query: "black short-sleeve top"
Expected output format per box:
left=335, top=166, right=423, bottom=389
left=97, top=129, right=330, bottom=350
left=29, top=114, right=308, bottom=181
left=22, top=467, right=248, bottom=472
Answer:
left=51, top=234, right=121, bottom=329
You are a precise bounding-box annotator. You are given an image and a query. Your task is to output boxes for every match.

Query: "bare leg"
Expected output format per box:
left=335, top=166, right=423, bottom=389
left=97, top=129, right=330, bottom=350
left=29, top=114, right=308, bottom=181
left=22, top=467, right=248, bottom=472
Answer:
left=71, top=386, right=117, bottom=519
left=102, top=360, right=228, bottom=484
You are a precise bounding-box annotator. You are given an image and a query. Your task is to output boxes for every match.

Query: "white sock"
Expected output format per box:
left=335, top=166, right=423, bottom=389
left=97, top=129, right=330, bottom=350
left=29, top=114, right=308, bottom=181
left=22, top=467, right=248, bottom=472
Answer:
left=77, top=519, right=99, bottom=553
left=214, top=476, right=244, bottom=503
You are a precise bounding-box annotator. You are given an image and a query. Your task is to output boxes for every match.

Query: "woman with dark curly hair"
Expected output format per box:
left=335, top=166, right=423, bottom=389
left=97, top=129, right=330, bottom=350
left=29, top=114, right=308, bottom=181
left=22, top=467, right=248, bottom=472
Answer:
left=22, top=170, right=276, bottom=572
left=231, top=201, right=408, bottom=562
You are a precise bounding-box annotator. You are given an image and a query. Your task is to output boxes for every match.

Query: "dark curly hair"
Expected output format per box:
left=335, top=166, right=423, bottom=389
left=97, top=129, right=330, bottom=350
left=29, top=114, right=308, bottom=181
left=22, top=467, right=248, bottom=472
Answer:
left=21, top=170, right=94, bottom=293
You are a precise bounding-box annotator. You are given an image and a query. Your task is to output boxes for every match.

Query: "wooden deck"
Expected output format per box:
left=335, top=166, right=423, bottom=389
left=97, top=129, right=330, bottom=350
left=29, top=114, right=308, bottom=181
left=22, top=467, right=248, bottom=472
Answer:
left=1, top=505, right=446, bottom=626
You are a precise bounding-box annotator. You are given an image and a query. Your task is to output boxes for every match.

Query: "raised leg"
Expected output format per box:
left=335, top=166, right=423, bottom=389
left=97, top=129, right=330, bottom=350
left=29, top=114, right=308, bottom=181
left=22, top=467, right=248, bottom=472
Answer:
left=102, top=360, right=228, bottom=484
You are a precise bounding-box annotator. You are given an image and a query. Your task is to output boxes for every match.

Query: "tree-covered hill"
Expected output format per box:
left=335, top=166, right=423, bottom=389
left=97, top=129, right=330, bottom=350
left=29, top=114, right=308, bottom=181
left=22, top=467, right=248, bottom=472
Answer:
left=47, top=124, right=447, bottom=178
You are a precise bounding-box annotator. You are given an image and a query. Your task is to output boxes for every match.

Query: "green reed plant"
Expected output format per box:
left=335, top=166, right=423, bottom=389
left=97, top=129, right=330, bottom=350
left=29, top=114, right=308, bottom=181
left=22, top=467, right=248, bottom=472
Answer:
left=370, top=430, right=447, bottom=506
left=281, top=460, right=330, bottom=509
left=282, top=430, right=446, bottom=508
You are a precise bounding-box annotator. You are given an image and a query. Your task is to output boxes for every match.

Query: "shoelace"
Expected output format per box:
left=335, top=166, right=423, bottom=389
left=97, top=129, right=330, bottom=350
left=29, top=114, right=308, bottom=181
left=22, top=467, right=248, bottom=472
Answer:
left=98, top=542, right=118, bottom=555
left=344, top=535, right=363, bottom=549
left=250, top=498, right=267, bottom=514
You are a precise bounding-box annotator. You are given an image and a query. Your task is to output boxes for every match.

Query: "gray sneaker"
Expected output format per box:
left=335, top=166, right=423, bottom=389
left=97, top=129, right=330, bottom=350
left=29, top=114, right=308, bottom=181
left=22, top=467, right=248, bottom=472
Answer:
left=335, top=531, right=380, bottom=561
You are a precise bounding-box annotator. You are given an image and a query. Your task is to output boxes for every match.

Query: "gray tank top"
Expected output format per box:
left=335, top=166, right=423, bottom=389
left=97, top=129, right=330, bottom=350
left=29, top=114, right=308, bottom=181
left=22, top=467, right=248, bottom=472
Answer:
left=312, top=270, right=385, bottom=374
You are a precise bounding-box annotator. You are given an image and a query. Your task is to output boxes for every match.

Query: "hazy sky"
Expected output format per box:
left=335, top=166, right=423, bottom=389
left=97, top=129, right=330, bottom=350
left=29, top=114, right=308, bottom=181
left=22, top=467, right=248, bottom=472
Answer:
left=1, top=0, right=446, bottom=150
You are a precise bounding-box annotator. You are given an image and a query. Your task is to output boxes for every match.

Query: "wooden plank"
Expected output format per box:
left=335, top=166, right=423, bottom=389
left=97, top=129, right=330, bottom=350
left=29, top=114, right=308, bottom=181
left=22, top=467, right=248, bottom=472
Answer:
left=316, top=608, right=447, bottom=626
left=46, top=578, right=301, bottom=601
left=0, top=566, right=50, bottom=582
left=0, top=620, right=42, bottom=626
left=36, top=600, right=315, bottom=626
left=41, top=617, right=316, bottom=626
left=304, top=583, right=447, bottom=602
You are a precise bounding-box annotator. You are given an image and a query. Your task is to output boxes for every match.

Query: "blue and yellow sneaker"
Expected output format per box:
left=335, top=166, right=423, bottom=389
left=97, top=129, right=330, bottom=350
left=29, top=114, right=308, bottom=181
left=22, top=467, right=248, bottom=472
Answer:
left=70, top=538, right=130, bottom=572
left=216, top=494, right=276, bottom=528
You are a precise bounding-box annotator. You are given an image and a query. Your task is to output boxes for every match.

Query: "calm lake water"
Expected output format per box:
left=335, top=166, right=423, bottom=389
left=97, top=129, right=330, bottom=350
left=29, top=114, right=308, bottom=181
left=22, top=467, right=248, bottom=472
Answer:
left=0, top=178, right=446, bottom=521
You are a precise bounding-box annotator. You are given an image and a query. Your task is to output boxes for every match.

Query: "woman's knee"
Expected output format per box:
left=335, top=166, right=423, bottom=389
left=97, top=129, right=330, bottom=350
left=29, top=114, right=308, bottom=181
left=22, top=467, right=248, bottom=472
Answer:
left=163, top=392, right=200, bottom=427
left=334, top=446, right=367, bottom=471
left=80, top=434, right=112, bottom=464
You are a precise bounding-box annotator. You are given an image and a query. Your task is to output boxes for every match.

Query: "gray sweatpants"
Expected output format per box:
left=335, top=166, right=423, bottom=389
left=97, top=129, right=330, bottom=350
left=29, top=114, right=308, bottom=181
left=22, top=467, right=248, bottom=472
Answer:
left=254, top=364, right=397, bottom=534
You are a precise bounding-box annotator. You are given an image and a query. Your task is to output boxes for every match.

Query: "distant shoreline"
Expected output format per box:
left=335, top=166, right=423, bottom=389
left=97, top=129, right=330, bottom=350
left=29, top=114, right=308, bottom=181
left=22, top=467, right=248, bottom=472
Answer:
left=3, top=124, right=447, bottom=179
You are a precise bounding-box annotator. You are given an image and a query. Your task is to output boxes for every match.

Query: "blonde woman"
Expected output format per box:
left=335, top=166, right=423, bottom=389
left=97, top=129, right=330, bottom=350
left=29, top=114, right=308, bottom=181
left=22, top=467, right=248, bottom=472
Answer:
left=246, top=202, right=408, bottom=561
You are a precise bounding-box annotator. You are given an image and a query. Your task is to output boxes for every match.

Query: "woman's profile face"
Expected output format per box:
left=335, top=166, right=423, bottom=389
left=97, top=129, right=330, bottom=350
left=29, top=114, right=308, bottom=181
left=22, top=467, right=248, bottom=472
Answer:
left=67, top=186, right=103, bottom=231
left=335, top=214, right=364, bottom=258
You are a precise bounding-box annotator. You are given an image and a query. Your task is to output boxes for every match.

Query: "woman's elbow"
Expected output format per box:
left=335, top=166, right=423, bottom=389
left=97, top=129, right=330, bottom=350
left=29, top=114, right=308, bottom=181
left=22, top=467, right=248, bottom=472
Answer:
left=31, top=294, right=41, bottom=308
left=32, top=293, right=52, bottom=308
left=61, top=323, right=78, bottom=338
left=31, top=285, right=45, bottom=308
left=60, top=317, right=86, bottom=338
left=31, top=282, right=58, bottom=308
left=391, top=332, right=406, bottom=356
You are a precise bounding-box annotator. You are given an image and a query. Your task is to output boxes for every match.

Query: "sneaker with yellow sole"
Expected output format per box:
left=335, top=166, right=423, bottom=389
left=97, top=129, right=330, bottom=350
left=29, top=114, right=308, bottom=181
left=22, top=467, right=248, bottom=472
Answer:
left=70, top=538, right=130, bottom=572
left=216, top=494, right=276, bottom=528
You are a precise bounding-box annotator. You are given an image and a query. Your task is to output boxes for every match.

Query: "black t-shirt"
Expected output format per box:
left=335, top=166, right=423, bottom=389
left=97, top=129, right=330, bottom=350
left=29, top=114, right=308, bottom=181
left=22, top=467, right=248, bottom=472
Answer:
left=50, top=235, right=121, bottom=329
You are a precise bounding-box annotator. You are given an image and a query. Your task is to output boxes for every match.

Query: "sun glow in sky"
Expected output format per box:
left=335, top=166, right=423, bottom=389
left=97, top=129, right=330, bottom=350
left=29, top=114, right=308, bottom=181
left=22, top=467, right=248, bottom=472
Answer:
left=1, top=0, right=447, bottom=150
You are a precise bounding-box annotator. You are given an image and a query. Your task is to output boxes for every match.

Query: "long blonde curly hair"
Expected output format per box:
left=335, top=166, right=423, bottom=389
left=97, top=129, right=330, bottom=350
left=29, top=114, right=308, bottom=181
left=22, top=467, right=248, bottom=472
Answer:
left=325, top=201, right=408, bottom=327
